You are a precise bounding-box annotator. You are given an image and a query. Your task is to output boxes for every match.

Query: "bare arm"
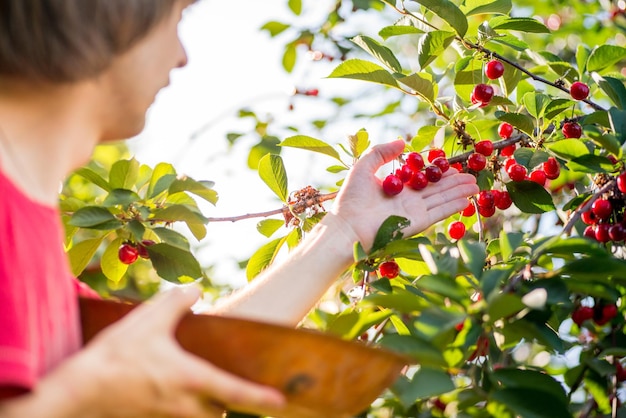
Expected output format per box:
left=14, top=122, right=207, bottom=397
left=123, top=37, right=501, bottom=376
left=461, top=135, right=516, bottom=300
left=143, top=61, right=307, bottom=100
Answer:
left=209, top=140, right=479, bottom=325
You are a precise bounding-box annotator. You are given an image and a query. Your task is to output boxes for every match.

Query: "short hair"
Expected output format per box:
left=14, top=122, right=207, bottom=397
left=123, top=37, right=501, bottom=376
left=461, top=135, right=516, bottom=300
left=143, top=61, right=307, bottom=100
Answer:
left=0, top=0, right=188, bottom=83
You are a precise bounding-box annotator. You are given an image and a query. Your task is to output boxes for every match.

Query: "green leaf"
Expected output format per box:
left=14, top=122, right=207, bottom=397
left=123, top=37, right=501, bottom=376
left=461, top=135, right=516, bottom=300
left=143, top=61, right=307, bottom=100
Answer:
left=489, top=16, right=550, bottom=33
left=609, top=107, right=626, bottom=144
left=378, top=334, right=446, bottom=367
left=410, top=0, right=468, bottom=37
left=491, top=369, right=568, bottom=405
left=538, top=237, right=607, bottom=257
left=351, top=35, right=402, bottom=73
left=147, top=162, right=177, bottom=198
left=152, top=227, right=190, bottom=250
left=109, top=158, right=139, bottom=190
left=585, top=126, right=621, bottom=156
left=576, top=45, right=590, bottom=76
left=151, top=205, right=207, bottom=240
left=260, top=21, right=290, bottom=37
left=282, top=43, right=297, bottom=73
left=169, top=178, right=218, bottom=205
left=371, top=216, right=410, bottom=253
left=416, top=31, right=456, bottom=70
left=499, top=231, right=524, bottom=260
left=411, top=125, right=442, bottom=151
left=491, top=34, right=530, bottom=51
left=69, top=206, right=119, bottom=228
left=257, top=219, right=284, bottom=238
left=67, top=236, right=105, bottom=277
left=147, top=243, right=203, bottom=282
left=457, top=240, right=486, bottom=279
left=288, top=0, right=301, bottom=15
left=392, top=367, right=454, bottom=407
left=587, top=45, right=626, bottom=73
left=592, top=73, right=626, bottom=110
left=348, top=129, right=370, bottom=159
left=486, top=293, right=526, bottom=321
left=412, top=275, right=467, bottom=304
left=398, top=72, right=437, bottom=103
left=560, top=256, right=626, bottom=278
left=101, top=189, right=141, bottom=207
left=460, top=0, right=512, bottom=15
left=73, top=167, right=112, bottom=192
left=522, top=92, right=550, bottom=119
left=280, top=135, right=342, bottom=161
left=545, top=139, right=590, bottom=160
left=379, top=25, right=424, bottom=40
left=568, top=155, right=614, bottom=173
left=506, top=181, right=555, bottom=213
left=100, top=238, right=129, bottom=284
left=258, top=154, right=288, bottom=202
left=246, top=236, right=287, bottom=280
left=491, top=388, right=571, bottom=418
left=544, top=99, right=575, bottom=120
left=512, top=148, right=534, bottom=169
left=495, top=111, right=535, bottom=136
left=327, top=59, right=399, bottom=88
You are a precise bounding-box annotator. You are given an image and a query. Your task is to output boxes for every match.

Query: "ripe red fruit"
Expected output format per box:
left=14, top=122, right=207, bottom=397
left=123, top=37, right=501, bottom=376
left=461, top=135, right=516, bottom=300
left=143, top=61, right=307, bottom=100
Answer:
left=485, top=60, right=505, bottom=79
left=406, top=152, right=425, bottom=171
left=451, top=162, right=464, bottom=172
left=431, top=156, right=450, bottom=173
left=433, top=398, right=447, bottom=412
left=529, top=170, right=547, bottom=186
left=570, top=81, right=590, bottom=100
left=591, top=199, right=612, bottom=220
left=618, top=172, right=626, bottom=193
left=477, top=190, right=495, bottom=208
left=137, top=239, right=155, bottom=259
left=595, top=223, right=611, bottom=243
left=617, top=362, right=626, bottom=382
left=408, top=171, right=428, bottom=190
left=500, top=144, right=516, bottom=157
left=379, top=260, right=400, bottom=279
left=504, top=158, right=517, bottom=172
left=425, top=165, right=443, bottom=183
left=382, top=174, right=404, bottom=196
left=562, top=122, right=582, bottom=139
left=395, top=165, right=413, bottom=183
left=428, top=149, right=446, bottom=163
left=461, top=201, right=476, bottom=217
left=471, top=92, right=489, bottom=108
left=498, top=123, right=514, bottom=139
left=507, top=163, right=527, bottom=182
left=478, top=205, right=496, bottom=217
left=467, top=153, right=487, bottom=171
left=609, top=224, right=625, bottom=241
left=543, top=157, right=560, bottom=180
left=572, top=306, right=594, bottom=326
left=304, top=88, right=319, bottom=96
left=448, top=221, right=466, bottom=240
left=118, top=243, right=139, bottom=265
left=475, top=140, right=494, bottom=157
left=581, top=210, right=597, bottom=225
left=602, top=304, right=618, bottom=321
left=472, top=83, right=494, bottom=104
left=494, top=190, right=513, bottom=210
left=583, top=225, right=596, bottom=240
left=608, top=155, right=619, bottom=165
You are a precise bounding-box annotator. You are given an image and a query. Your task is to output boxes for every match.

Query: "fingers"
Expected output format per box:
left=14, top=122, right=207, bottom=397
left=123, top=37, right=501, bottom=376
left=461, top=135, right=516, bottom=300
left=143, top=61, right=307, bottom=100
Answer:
left=353, top=140, right=405, bottom=175
left=129, top=286, right=202, bottom=333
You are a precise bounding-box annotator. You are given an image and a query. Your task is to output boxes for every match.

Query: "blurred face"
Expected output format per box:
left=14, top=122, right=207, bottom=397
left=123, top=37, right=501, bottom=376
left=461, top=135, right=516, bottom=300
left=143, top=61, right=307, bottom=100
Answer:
left=96, top=1, right=191, bottom=141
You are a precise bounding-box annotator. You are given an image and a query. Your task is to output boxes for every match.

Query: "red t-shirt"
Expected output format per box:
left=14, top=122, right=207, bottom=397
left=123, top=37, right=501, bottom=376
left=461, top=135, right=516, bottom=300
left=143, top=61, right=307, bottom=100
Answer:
left=0, top=169, right=82, bottom=393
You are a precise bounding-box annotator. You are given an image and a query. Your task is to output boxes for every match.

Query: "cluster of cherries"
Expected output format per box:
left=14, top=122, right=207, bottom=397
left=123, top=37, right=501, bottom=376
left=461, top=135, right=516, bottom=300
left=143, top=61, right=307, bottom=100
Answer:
left=581, top=172, right=626, bottom=243
left=118, top=240, right=155, bottom=265
left=470, top=59, right=505, bottom=107
left=382, top=149, right=452, bottom=196
left=572, top=301, right=619, bottom=327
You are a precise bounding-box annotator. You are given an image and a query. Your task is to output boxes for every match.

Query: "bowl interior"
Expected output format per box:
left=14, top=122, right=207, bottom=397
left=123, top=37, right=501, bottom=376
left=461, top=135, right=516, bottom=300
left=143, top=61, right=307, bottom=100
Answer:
left=79, top=297, right=411, bottom=418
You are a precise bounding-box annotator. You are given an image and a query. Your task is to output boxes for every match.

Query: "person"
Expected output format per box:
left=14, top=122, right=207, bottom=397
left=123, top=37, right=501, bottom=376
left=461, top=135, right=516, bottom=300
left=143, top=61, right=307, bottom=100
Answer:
left=0, top=0, right=479, bottom=416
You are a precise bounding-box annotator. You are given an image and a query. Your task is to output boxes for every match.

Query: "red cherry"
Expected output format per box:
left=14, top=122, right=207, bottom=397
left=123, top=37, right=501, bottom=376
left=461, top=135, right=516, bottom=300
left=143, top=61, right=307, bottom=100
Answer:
left=137, top=239, right=155, bottom=259
left=406, top=152, right=425, bottom=171
left=595, top=223, right=611, bottom=243
left=617, top=362, right=626, bottom=382
left=591, top=199, right=612, bottom=220
left=507, top=163, right=528, bottom=182
left=504, top=158, right=517, bottom=172
left=478, top=205, right=496, bottom=217
left=602, top=304, right=618, bottom=321
left=529, top=170, right=547, bottom=186
left=451, top=162, right=464, bottom=172
left=498, top=123, right=514, bottom=139
left=425, top=165, right=443, bottom=183
left=118, top=243, right=139, bottom=265
left=467, top=153, right=487, bottom=171
left=583, top=225, right=597, bottom=240
left=433, top=398, right=447, bottom=412
left=581, top=210, right=597, bottom=225
left=570, top=81, right=590, bottom=100
left=382, top=174, right=404, bottom=196
left=408, top=171, right=428, bottom=190
left=477, top=190, right=495, bottom=208
left=500, top=144, right=516, bottom=157
left=379, top=260, right=400, bottom=279
left=455, top=322, right=465, bottom=332
left=471, top=91, right=489, bottom=108
left=428, top=149, right=446, bottom=163
left=572, top=306, right=594, bottom=326
left=562, top=122, right=582, bottom=138
left=608, top=155, right=619, bottom=165
left=475, top=140, right=494, bottom=156
left=431, top=157, right=450, bottom=173
left=472, top=83, right=494, bottom=104
left=448, top=221, right=466, bottom=240
left=618, top=172, right=626, bottom=193
left=485, top=60, right=505, bottom=79
left=494, top=190, right=512, bottom=210
left=461, top=201, right=476, bottom=217
left=609, top=224, right=625, bottom=241
left=395, top=165, right=413, bottom=183
left=543, top=157, right=561, bottom=180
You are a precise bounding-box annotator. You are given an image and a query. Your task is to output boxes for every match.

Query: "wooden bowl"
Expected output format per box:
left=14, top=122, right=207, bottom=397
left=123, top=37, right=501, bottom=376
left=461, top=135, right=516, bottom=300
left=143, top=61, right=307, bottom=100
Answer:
left=79, top=297, right=411, bottom=418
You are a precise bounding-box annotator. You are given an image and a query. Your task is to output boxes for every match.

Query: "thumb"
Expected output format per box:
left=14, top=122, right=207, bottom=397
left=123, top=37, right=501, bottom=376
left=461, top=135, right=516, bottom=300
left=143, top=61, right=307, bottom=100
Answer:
left=135, top=286, right=201, bottom=332
left=353, top=140, right=405, bottom=175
